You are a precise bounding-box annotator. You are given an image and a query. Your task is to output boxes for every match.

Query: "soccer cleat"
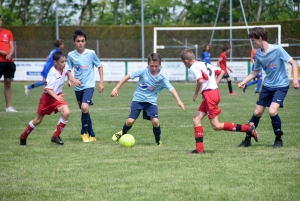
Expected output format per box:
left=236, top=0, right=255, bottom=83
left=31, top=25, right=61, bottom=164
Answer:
left=20, top=135, right=27, bottom=146
left=112, top=131, right=123, bottom=142
left=51, top=136, right=64, bottom=145
left=24, top=85, right=30, bottom=95
left=6, top=106, right=18, bottom=112
left=238, top=140, right=252, bottom=147
left=243, top=86, right=247, bottom=93
left=229, top=92, right=236, bottom=95
left=156, top=141, right=162, bottom=146
left=247, top=122, right=258, bottom=142
left=190, top=149, right=205, bottom=154
left=81, top=133, right=90, bottom=142
left=89, top=136, right=97, bottom=142
left=273, top=140, right=283, bottom=148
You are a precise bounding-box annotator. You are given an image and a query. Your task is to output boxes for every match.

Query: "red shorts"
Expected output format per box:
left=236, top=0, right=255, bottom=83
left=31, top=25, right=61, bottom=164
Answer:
left=198, top=89, right=221, bottom=119
left=37, top=93, right=67, bottom=116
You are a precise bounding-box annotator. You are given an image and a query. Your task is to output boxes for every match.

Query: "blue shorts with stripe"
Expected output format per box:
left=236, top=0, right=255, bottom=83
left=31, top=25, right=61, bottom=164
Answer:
left=257, top=85, right=289, bottom=108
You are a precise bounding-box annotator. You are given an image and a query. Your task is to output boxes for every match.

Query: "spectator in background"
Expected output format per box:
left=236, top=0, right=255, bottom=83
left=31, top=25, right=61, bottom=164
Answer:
left=201, top=44, right=211, bottom=64
left=0, top=15, right=17, bottom=112
left=217, top=43, right=235, bottom=95
left=24, top=39, right=65, bottom=95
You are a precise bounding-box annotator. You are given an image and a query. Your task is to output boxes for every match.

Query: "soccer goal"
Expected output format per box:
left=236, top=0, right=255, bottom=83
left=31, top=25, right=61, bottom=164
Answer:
left=153, top=25, right=281, bottom=60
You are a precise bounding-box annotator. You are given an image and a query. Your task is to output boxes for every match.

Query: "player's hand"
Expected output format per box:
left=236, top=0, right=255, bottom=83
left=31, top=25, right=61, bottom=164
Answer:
left=111, top=88, right=118, bottom=97
left=293, top=80, right=299, bottom=89
left=178, top=101, right=185, bottom=110
left=73, top=79, right=81, bottom=87
left=238, top=82, right=246, bottom=89
left=98, top=81, right=104, bottom=93
left=56, top=94, right=65, bottom=102
left=68, top=80, right=72, bottom=87
left=229, top=68, right=233, bottom=73
left=192, top=94, right=198, bottom=102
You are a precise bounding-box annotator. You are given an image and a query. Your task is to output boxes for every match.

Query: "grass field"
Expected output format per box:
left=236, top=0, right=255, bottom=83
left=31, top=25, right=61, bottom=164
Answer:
left=0, top=81, right=299, bottom=201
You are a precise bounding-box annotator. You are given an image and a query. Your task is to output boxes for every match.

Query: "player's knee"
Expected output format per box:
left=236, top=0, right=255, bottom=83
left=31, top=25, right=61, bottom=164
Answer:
left=81, top=105, right=89, bottom=113
left=126, top=118, right=135, bottom=126
left=151, top=118, right=159, bottom=127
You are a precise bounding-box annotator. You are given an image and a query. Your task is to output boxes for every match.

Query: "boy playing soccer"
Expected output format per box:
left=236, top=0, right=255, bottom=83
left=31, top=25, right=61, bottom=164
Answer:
left=24, top=39, right=64, bottom=95
left=238, top=27, right=299, bottom=148
left=111, top=53, right=185, bottom=145
left=20, top=52, right=80, bottom=145
left=180, top=49, right=258, bottom=154
left=67, top=29, right=104, bottom=143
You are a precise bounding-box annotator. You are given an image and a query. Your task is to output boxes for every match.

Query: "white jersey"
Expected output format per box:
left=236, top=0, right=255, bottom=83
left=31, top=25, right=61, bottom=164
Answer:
left=44, top=66, right=68, bottom=94
left=189, top=61, right=222, bottom=92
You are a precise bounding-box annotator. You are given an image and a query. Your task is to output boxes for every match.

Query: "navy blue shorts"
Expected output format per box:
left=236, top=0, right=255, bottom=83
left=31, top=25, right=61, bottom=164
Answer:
left=257, top=85, right=289, bottom=108
left=75, top=88, right=94, bottom=109
left=128, top=101, right=158, bottom=120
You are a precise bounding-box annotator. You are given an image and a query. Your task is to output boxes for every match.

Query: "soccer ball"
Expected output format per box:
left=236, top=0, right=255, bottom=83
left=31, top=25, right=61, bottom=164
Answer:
left=119, top=134, right=135, bottom=148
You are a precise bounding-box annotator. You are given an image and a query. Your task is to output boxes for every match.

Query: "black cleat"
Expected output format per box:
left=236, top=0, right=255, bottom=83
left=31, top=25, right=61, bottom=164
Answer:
left=190, top=149, right=205, bottom=154
left=273, top=140, right=283, bottom=148
left=243, top=86, right=247, bottom=93
left=238, top=140, right=252, bottom=147
left=51, top=136, right=64, bottom=145
left=20, top=135, right=26, bottom=146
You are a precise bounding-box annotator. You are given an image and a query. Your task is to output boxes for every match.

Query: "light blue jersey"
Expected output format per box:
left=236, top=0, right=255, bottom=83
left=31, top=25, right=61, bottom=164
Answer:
left=130, top=67, right=174, bottom=105
left=67, top=49, right=101, bottom=91
left=254, top=44, right=291, bottom=88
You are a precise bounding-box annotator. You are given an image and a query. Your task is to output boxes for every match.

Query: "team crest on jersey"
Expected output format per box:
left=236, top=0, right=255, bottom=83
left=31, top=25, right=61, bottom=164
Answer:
left=269, top=56, right=274, bottom=61
left=85, top=57, right=89, bottom=62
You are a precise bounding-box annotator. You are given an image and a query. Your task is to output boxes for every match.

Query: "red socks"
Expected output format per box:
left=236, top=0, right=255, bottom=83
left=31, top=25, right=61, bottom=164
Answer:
left=194, top=126, right=204, bottom=153
left=53, top=118, right=67, bottom=137
left=223, top=122, right=249, bottom=132
left=21, top=121, right=35, bottom=140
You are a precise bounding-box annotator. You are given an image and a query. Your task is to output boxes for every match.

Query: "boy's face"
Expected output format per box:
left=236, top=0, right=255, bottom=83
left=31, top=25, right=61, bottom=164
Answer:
left=54, top=56, right=66, bottom=70
left=251, top=38, right=262, bottom=49
left=74, top=36, right=86, bottom=51
left=148, top=60, right=161, bottom=74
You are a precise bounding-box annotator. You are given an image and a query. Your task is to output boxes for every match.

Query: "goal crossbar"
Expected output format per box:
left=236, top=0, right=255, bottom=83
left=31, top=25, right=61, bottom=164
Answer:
left=153, top=25, right=281, bottom=53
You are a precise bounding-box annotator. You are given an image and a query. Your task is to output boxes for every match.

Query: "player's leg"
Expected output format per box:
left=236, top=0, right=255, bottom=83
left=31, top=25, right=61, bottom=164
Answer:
left=269, top=86, right=289, bottom=148
left=143, top=103, right=161, bottom=145
left=20, top=115, right=44, bottom=145
left=191, top=110, right=207, bottom=154
left=51, top=105, right=70, bottom=145
left=255, top=77, right=263, bottom=93
left=112, top=101, right=141, bottom=142
left=25, top=80, right=46, bottom=95
left=239, top=87, right=269, bottom=147
left=226, top=76, right=234, bottom=94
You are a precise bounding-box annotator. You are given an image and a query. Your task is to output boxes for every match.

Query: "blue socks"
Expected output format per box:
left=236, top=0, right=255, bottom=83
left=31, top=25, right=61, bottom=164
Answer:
left=122, top=122, right=132, bottom=134
left=153, top=126, right=161, bottom=143
left=28, top=81, right=45, bottom=89
left=270, top=114, right=282, bottom=140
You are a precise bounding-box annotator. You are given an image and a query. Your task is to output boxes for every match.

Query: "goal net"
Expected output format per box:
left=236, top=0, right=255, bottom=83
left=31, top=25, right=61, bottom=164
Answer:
left=153, top=25, right=281, bottom=61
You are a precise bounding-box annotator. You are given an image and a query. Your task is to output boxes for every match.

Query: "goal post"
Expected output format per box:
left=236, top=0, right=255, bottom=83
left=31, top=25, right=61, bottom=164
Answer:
left=153, top=25, right=281, bottom=57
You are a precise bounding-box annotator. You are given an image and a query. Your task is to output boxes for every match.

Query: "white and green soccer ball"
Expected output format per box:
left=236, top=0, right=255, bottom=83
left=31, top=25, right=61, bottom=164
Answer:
left=119, top=134, right=135, bottom=148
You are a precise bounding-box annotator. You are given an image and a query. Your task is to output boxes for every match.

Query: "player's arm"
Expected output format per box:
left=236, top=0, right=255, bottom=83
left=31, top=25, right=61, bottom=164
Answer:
left=289, top=58, right=300, bottom=89
left=238, top=70, right=259, bottom=89
left=216, top=70, right=225, bottom=84
left=193, top=79, right=202, bottom=102
left=98, top=64, right=104, bottom=93
left=111, top=74, right=131, bottom=97
left=45, top=88, right=65, bottom=102
left=66, top=70, right=81, bottom=87
left=169, top=88, right=185, bottom=110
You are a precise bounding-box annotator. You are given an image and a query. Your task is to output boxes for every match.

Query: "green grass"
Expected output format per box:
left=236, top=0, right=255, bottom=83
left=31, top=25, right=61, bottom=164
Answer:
left=0, top=81, right=299, bottom=201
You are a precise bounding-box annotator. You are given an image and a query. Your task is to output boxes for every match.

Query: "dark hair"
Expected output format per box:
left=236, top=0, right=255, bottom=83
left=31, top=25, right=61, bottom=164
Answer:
left=203, top=44, right=210, bottom=52
left=249, top=27, right=268, bottom=41
left=54, top=39, right=64, bottom=48
left=147, top=53, right=161, bottom=64
left=53, top=51, right=65, bottom=61
left=180, top=49, right=195, bottom=61
left=73, top=29, right=87, bottom=42
left=222, top=44, right=231, bottom=51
